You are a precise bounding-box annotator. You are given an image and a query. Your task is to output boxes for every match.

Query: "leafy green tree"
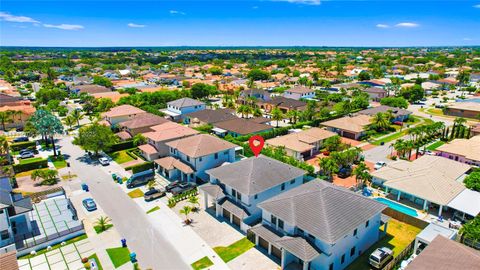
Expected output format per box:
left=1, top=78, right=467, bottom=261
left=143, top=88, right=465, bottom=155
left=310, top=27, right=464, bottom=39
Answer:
left=70, top=109, right=84, bottom=128
left=208, top=66, right=223, bottom=75
left=95, top=98, right=115, bottom=112
left=31, top=169, right=58, bottom=185
left=358, top=71, right=371, bottom=81
left=35, top=88, right=67, bottom=105
left=93, top=76, right=113, bottom=87
left=459, top=216, right=480, bottom=247
left=0, top=110, right=14, bottom=130
left=30, top=110, right=64, bottom=156
left=191, top=83, right=217, bottom=100
left=464, top=172, right=480, bottom=192
left=74, top=123, right=117, bottom=155
left=247, top=69, right=270, bottom=81
left=323, top=135, right=343, bottom=152
left=353, top=162, right=372, bottom=188
left=180, top=205, right=192, bottom=224
left=370, top=112, right=391, bottom=132
left=380, top=97, right=409, bottom=109
left=237, top=105, right=251, bottom=118
left=133, top=134, right=147, bottom=146
left=64, top=115, right=76, bottom=130
left=319, top=158, right=337, bottom=180
left=399, top=84, right=424, bottom=103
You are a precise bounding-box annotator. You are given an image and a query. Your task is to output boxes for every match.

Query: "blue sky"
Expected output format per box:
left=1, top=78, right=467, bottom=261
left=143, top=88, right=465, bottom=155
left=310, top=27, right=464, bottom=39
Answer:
left=1, top=0, right=479, bottom=47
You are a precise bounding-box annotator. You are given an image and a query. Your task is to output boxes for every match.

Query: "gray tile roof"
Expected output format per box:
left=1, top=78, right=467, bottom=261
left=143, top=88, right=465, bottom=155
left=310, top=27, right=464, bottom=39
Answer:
left=167, top=97, right=205, bottom=108
left=358, top=105, right=412, bottom=118
left=249, top=224, right=283, bottom=247
left=219, top=199, right=250, bottom=219
left=276, top=236, right=320, bottom=262
left=199, top=184, right=225, bottom=200
left=206, top=155, right=305, bottom=196
left=258, top=180, right=387, bottom=244
left=185, top=109, right=238, bottom=124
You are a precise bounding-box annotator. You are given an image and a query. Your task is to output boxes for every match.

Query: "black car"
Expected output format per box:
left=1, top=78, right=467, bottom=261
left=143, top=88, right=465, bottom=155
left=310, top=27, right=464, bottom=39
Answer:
left=13, top=136, right=29, bottom=142
left=165, top=181, right=180, bottom=192
left=337, top=167, right=352, bottom=179
left=144, top=188, right=166, bottom=201
left=170, top=182, right=197, bottom=196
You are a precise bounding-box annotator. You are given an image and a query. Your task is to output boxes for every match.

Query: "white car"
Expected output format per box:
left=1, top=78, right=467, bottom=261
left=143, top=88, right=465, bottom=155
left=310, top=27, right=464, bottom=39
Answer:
left=98, top=157, right=110, bottom=166
left=374, top=161, right=386, bottom=170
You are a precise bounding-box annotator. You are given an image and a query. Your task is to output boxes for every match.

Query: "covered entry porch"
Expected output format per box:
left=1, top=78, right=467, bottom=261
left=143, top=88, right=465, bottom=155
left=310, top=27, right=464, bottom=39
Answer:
left=154, top=156, right=195, bottom=182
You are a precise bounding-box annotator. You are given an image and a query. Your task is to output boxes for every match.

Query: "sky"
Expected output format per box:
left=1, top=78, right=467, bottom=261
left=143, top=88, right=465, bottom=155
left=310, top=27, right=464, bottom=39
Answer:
left=0, top=0, right=479, bottom=47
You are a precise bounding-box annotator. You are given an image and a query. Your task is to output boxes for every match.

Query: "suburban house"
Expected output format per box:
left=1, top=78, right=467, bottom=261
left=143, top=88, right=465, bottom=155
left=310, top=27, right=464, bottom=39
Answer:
left=361, top=87, right=387, bottom=101
left=283, top=86, right=315, bottom=100
left=321, top=115, right=372, bottom=140
left=358, top=105, right=412, bottom=123
left=259, top=97, right=307, bottom=113
left=212, top=118, right=273, bottom=137
left=444, top=102, right=480, bottom=119
left=250, top=180, right=387, bottom=270
left=266, top=128, right=337, bottom=160
left=139, top=122, right=199, bottom=161
left=184, top=109, right=237, bottom=126
left=436, top=135, right=480, bottom=166
left=0, top=93, right=36, bottom=131
left=406, top=235, right=480, bottom=270
left=371, top=156, right=471, bottom=217
left=70, top=84, right=111, bottom=95
left=161, top=97, right=206, bottom=121
left=101, top=105, right=146, bottom=126
left=200, top=155, right=305, bottom=231
left=238, top=89, right=271, bottom=103
left=116, top=113, right=169, bottom=139
left=472, top=123, right=480, bottom=136
left=159, top=134, right=238, bottom=181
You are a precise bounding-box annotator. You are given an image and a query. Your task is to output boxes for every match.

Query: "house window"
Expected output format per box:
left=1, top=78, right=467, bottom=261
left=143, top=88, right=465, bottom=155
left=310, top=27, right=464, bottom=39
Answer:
left=278, top=219, right=284, bottom=229
left=341, top=254, right=345, bottom=264
left=281, top=183, right=285, bottom=191
left=329, top=263, right=334, bottom=270
left=254, top=194, right=258, bottom=199
left=353, top=229, right=357, bottom=236
left=271, top=215, right=277, bottom=225
left=365, top=220, right=369, bottom=227
left=186, top=156, right=190, bottom=162
left=290, top=179, right=295, bottom=184
left=224, top=151, right=229, bottom=155
left=0, top=230, right=9, bottom=240
left=350, top=247, right=356, bottom=257
left=214, top=153, right=218, bottom=159
left=232, top=189, right=237, bottom=197
left=199, top=157, right=202, bottom=162
left=237, top=192, right=242, bottom=200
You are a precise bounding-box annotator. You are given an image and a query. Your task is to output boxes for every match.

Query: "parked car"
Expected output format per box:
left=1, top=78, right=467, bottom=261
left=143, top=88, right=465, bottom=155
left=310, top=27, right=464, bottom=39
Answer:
left=337, top=167, right=352, bottom=179
left=82, top=198, right=97, bottom=211
left=98, top=157, right=110, bottom=166
left=126, top=169, right=155, bottom=188
left=144, top=188, right=166, bottom=201
left=13, top=136, right=29, bottom=142
left=369, top=247, right=393, bottom=269
left=374, top=161, right=386, bottom=170
left=170, top=182, right=197, bottom=196
left=19, top=151, right=34, bottom=159
left=165, top=181, right=180, bottom=192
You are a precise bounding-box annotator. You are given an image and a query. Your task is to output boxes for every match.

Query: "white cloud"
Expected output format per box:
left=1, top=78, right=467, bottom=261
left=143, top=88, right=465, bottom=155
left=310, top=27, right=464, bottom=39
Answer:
left=395, top=22, right=419, bottom=28
left=252, top=6, right=259, bottom=9
left=376, top=24, right=390, bottom=28
left=463, top=38, right=473, bottom=41
left=0, top=12, right=39, bottom=23
left=272, top=0, right=321, bottom=5
left=169, top=10, right=186, bottom=15
left=43, top=24, right=84, bottom=30
left=474, top=4, right=480, bottom=8
left=127, top=23, right=146, bottom=28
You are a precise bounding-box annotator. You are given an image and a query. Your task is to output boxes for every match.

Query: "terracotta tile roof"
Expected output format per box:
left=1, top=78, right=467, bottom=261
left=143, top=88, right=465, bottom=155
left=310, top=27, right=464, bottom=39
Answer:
left=286, top=86, right=314, bottom=94
left=266, top=128, right=337, bottom=152
left=144, top=122, right=199, bottom=142
left=0, top=251, right=19, bottom=270
left=116, top=131, right=132, bottom=140
left=166, top=134, right=237, bottom=158
left=436, top=135, right=480, bottom=162
left=91, top=91, right=129, bottom=103
left=321, top=115, right=372, bottom=133
left=138, top=144, right=158, bottom=155
left=74, top=84, right=111, bottom=94
left=102, top=105, right=146, bottom=118
left=118, top=113, right=169, bottom=129
left=154, top=156, right=194, bottom=174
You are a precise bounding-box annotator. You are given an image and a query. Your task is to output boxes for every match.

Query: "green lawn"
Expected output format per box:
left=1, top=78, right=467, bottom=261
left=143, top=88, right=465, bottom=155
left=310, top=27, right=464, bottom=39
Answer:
left=346, top=219, right=422, bottom=270
left=49, top=155, right=67, bottom=169
left=88, top=253, right=104, bottom=270
left=213, top=237, right=255, bottom=263
left=109, top=150, right=135, bottom=164
left=106, top=247, right=131, bottom=268
left=146, top=206, right=160, bottom=214
left=372, top=130, right=408, bottom=145
left=426, top=141, right=445, bottom=151
left=19, top=234, right=88, bottom=259
left=15, top=168, right=48, bottom=178
left=127, top=188, right=144, bottom=198
left=19, top=157, right=44, bottom=164
left=94, top=224, right=114, bottom=234
left=191, top=256, right=214, bottom=270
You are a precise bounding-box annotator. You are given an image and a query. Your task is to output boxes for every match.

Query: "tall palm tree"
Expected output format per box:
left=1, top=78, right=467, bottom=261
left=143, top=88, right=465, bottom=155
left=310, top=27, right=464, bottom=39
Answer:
left=0, top=110, right=14, bottom=131
left=71, top=109, right=84, bottom=128
left=64, top=115, right=76, bottom=130
left=237, top=105, right=251, bottom=118
left=180, top=206, right=192, bottom=224
left=271, top=108, right=284, bottom=128
left=319, top=158, right=338, bottom=180
left=353, top=162, right=371, bottom=188
left=0, top=135, right=11, bottom=163
left=287, top=110, right=300, bottom=125
left=393, top=139, right=406, bottom=158
left=188, top=196, right=200, bottom=212
left=252, top=108, right=263, bottom=117
left=371, top=112, right=390, bottom=132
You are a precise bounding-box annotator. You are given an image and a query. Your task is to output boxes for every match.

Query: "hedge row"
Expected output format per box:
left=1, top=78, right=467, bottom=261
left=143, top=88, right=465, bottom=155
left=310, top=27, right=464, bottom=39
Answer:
left=125, top=161, right=154, bottom=174
left=167, top=189, right=198, bottom=208
left=108, top=140, right=134, bottom=152
left=13, top=159, right=48, bottom=173
left=10, top=141, right=36, bottom=151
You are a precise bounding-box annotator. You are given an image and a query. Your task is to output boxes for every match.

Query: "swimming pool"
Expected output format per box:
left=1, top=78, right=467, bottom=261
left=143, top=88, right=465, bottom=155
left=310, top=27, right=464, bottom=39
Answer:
left=457, top=98, right=480, bottom=103
left=374, top=197, right=418, bottom=217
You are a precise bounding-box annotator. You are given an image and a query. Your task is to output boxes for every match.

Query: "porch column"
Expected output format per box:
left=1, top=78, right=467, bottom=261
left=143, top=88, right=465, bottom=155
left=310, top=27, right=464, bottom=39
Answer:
left=385, top=187, right=389, bottom=193
left=413, top=238, right=419, bottom=255
left=255, top=235, right=259, bottom=246
left=230, top=214, right=233, bottom=223
left=423, top=200, right=428, bottom=210
left=397, top=191, right=401, bottom=201
left=383, top=222, right=388, bottom=233
left=438, top=205, right=443, bottom=217
left=303, top=261, right=309, bottom=270
left=268, top=244, right=272, bottom=255
left=215, top=203, right=221, bottom=217
left=202, top=193, right=208, bottom=210
left=281, top=249, right=286, bottom=269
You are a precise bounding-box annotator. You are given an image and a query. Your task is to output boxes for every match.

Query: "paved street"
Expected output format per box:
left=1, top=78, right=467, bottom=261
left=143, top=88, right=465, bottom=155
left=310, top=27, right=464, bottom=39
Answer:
left=58, top=137, right=189, bottom=270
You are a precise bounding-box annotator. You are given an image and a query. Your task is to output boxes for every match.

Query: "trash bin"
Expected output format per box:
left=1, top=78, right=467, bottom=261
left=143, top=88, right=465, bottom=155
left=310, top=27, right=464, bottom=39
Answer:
left=81, top=183, right=89, bottom=192
left=129, top=252, right=137, bottom=263
left=117, top=177, right=123, bottom=184
left=121, top=238, right=127, bottom=247
left=112, top=173, right=117, bottom=180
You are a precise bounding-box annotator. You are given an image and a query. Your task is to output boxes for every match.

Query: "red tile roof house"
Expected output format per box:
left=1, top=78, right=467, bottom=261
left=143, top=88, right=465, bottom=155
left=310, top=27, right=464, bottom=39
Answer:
left=101, top=105, right=147, bottom=126
left=283, top=86, right=315, bottom=100
left=116, top=113, right=170, bottom=139
left=138, top=122, right=199, bottom=161
left=158, top=134, right=238, bottom=182
left=361, top=87, right=387, bottom=101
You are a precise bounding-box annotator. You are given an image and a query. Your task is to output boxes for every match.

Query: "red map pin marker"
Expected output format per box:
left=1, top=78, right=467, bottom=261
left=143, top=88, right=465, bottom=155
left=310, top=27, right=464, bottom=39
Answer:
left=249, top=135, right=264, bottom=157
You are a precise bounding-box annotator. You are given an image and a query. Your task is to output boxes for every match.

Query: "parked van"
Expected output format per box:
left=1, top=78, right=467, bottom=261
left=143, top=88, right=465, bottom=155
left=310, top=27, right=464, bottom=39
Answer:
left=126, top=170, right=155, bottom=188
left=369, top=247, right=393, bottom=269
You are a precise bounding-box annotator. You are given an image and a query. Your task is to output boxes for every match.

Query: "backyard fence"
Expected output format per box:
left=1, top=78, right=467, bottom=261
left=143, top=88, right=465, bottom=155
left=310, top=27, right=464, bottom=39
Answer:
left=382, top=239, right=415, bottom=270
left=382, top=208, right=429, bottom=229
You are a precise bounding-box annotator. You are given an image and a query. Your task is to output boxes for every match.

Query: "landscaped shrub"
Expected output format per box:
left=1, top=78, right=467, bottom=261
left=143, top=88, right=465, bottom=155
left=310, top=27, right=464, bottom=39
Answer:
left=125, top=162, right=154, bottom=174
left=10, top=141, right=36, bottom=151
left=108, top=140, right=134, bottom=152
left=168, top=188, right=198, bottom=207
left=125, top=148, right=139, bottom=159
left=13, top=159, right=48, bottom=173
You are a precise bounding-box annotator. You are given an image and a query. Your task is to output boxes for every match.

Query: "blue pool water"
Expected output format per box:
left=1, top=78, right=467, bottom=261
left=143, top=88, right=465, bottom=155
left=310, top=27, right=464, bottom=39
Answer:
left=374, top=197, right=418, bottom=217
left=457, top=98, right=480, bottom=103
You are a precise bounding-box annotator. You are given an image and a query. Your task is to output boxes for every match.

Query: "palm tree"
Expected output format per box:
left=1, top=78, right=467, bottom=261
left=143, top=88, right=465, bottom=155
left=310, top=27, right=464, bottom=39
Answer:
left=0, top=110, right=13, bottom=130
left=286, top=110, right=300, bottom=125
left=252, top=108, right=263, bottom=117
left=341, top=100, right=353, bottom=114
left=95, top=216, right=112, bottom=232
left=319, top=158, right=338, bottom=180
left=133, top=134, right=147, bottom=146
left=71, top=109, right=84, bottom=128
left=64, top=115, right=76, bottom=130
left=353, top=162, right=371, bottom=189
left=0, top=135, right=10, bottom=162
left=188, top=196, right=200, bottom=212
left=371, top=112, right=390, bottom=132
left=271, top=108, right=284, bottom=128
left=393, top=139, right=406, bottom=158
left=180, top=205, right=192, bottom=224
left=146, top=180, right=157, bottom=190
left=237, top=105, right=251, bottom=118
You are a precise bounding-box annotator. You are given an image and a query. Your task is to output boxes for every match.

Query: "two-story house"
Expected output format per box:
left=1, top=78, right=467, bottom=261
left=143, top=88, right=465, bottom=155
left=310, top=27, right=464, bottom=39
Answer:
left=116, top=113, right=170, bottom=139
left=251, top=180, right=387, bottom=270
left=161, top=98, right=206, bottom=122
left=238, top=89, right=271, bottom=104
left=156, top=134, right=237, bottom=182
left=199, top=155, right=305, bottom=232
left=283, top=86, right=315, bottom=100
left=101, top=105, right=146, bottom=127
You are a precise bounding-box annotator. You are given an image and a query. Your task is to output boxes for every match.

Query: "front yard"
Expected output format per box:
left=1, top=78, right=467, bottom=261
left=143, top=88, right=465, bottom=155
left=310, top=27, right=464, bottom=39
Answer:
left=213, top=237, right=255, bottom=263
left=346, top=219, right=422, bottom=270
left=191, top=256, right=214, bottom=270
left=109, top=150, right=135, bottom=164
left=106, top=247, right=131, bottom=268
left=49, top=155, right=67, bottom=169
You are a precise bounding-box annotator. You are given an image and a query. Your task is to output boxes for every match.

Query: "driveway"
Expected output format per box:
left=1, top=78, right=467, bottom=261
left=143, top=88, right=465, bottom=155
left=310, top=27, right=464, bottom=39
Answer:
left=58, top=137, right=189, bottom=270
